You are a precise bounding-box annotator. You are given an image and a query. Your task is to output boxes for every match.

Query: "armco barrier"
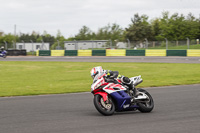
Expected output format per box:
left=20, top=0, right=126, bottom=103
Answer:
left=65, top=50, right=77, bottom=56
left=39, top=50, right=51, bottom=56
left=106, top=49, right=126, bottom=56
left=51, top=50, right=65, bottom=56
left=167, top=50, right=187, bottom=56
left=78, top=50, right=92, bottom=56
left=92, top=50, right=106, bottom=56
left=145, top=49, right=166, bottom=56
left=187, top=49, right=200, bottom=56
left=126, top=50, right=145, bottom=56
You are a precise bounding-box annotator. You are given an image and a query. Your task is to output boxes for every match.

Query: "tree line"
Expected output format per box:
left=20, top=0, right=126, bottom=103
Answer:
left=0, top=11, right=199, bottom=49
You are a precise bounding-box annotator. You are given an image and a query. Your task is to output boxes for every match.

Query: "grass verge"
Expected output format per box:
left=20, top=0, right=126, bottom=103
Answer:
left=0, top=61, right=200, bottom=97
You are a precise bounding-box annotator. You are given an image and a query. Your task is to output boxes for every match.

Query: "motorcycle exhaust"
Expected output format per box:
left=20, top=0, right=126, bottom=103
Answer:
left=133, top=79, right=143, bottom=86
left=134, top=95, right=148, bottom=100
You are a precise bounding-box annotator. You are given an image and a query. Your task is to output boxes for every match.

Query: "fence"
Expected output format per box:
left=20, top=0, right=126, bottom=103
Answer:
left=0, top=39, right=199, bottom=51
left=127, top=40, right=199, bottom=49
left=54, top=39, right=200, bottom=50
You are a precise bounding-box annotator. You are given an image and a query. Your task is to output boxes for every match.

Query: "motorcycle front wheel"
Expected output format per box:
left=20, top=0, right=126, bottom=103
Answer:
left=93, top=94, right=115, bottom=116
left=137, top=88, right=154, bottom=113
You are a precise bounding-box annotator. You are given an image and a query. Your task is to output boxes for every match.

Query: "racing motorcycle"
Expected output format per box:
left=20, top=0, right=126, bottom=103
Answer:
left=91, top=73, right=154, bottom=116
left=0, top=50, right=7, bottom=58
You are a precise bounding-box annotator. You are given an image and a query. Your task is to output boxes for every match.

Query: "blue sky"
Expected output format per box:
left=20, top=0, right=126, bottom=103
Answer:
left=0, top=0, right=199, bottom=38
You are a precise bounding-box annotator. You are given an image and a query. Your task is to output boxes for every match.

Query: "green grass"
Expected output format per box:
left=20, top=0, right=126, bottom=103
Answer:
left=0, top=61, right=200, bottom=97
left=27, top=52, right=36, bottom=56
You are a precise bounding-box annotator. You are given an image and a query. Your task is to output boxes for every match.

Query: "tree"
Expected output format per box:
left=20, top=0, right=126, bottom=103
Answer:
left=0, top=34, right=16, bottom=48
left=151, top=18, right=162, bottom=40
left=51, top=30, right=66, bottom=49
left=41, top=31, right=55, bottom=45
left=0, top=30, right=3, bottom=37
left=155, top=12, right=199, bottom=41
left=125, top=13, right=153, bottom=41
left=75, top=26, right=92, bottom=40
left=184, top=13, right=199, bottom=39
left=95, top=23, right=124, bottom=41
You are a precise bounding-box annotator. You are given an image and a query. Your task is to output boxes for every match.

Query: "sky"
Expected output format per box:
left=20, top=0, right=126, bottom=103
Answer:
left=0, top=0, right=199, bottom=38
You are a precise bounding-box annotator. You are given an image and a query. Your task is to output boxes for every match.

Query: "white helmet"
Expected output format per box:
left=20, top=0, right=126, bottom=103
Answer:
left=90, top=66, right=103, bottom=79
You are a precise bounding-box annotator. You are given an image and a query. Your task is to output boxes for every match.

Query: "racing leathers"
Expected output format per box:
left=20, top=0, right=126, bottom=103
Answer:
left=0, top=48, right=3, bottom=53
left=103, top=70, right=134, bottom=90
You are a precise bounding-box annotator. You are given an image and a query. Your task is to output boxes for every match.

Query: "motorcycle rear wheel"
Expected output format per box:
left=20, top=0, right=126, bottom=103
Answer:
left=93, top=94, right=115, bottom=116
left=137, top=88, right=154, bottom=113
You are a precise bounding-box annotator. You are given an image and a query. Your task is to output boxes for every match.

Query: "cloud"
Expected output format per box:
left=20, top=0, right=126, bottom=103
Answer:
left=0, top=0, right=199, bottom=37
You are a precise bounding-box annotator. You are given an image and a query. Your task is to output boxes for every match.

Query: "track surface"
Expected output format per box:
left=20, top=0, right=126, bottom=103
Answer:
left=1, top=56, right=200, bottom=63
left=0, top=84, right=200, bottom=133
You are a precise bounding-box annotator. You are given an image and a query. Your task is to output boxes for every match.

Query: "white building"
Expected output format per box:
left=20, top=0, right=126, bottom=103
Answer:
left=16, top=43, right=50, bottom=52
left=64, top=40, right=108, bottom=50
left=116, top=42, right=127, bottom=49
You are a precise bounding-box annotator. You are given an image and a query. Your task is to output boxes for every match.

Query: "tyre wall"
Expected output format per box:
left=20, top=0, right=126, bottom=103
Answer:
left=145, top=49, right=166, bottom=56
left=65, top=50, right=77, bottom=56
left=126, top=50, right=145, bottom=56
left=39, top=50, right=51, bottom=56
left=78, top=50, right=92, bottom=56
left=187, top=50, right=200, bottom=57
left=92, top=50, right=106, bottom=56
left=51, top=50, right=65, bottom=56
left=106, top=49, right=126, bottom=56
left=167, top=50, right=187, bottom=56
left=7, top=50, right=27, bottom=56
left=36, top=49, right=200, bottom=56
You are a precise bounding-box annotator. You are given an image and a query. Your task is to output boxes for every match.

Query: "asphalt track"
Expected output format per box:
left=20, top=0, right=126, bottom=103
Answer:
left=1, top=56, right=200, bottom=63
left=0, top=84, right=200, bottom=133
left=1, top=57, right=200, bottom=133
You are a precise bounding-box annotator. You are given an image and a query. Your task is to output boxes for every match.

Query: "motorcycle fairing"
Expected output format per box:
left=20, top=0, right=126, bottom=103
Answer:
left=0, top=50, right=7, bottom=57
left=102, top=83, right=126, bottom=94
left=94, top=92, right=108, bottom=102
left=110, top=91, right=131, bottom=111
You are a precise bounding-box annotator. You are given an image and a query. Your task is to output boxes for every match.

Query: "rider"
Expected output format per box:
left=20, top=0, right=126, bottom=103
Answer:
left=90, top=66, right=134, bottom=90
left=0, top=46, right=4, bottom=54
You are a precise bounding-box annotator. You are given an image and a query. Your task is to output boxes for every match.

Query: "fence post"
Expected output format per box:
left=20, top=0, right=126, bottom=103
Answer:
left=56, top=40, right=60, bottom=50
left=127, top=39, right=130, bottom=49
left=74, top=40, right=77, bottom=50
left=91, top=40, right=93, bottom=50
left=41, top=39, right=44, bottom=50
left=165, top=38, right=168, bottom=50
left=4, top=41, right=7, bottom=49
left=22, top=40, right=25, bottom=49
left=110, top=39, right=112, bottom=49
left=145, top=38, right=148, bottom=49
left=30, top=40, right=34, bottom=55
left=12, top=40, right=15, bottom=49
left=186, top=38, right=190, bottom=49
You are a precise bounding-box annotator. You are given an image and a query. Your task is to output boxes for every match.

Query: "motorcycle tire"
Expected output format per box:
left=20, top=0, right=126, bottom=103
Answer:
left=3, top=55, right=6, bottom=58
left=137, top=88, right=154, bottom=113
left=93, top=94, right=115, bottom=116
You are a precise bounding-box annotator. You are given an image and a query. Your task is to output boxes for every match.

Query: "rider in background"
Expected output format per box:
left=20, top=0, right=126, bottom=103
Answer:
left=0, top=46, right=4, bottom=53
left=90, top=66, right=134, bottom=90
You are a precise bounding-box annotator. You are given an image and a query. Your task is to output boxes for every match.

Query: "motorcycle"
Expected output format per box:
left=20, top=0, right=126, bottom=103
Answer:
left=91, top=73, right=154, bottom=116
left=0, top=50, right=7, bottom=58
